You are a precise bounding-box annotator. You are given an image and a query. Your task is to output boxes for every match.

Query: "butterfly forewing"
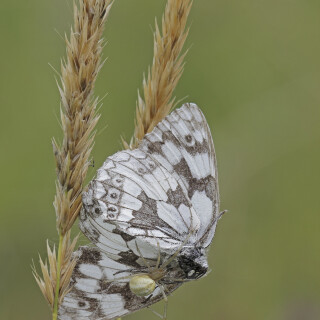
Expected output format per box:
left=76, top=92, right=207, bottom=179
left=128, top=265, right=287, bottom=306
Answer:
left=140, top=103, right=219, bottom=247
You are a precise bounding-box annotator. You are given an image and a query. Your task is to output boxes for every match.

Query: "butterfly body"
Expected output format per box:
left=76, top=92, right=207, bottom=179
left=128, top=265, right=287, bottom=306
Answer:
left=59, top=103, right=222, bottom=320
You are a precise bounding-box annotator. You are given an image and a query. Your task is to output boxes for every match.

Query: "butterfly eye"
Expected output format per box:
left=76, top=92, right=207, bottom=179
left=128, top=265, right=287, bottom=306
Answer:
left=78, top=301, right=86, bottom=308
left=94, top=207, right=101, bottom=215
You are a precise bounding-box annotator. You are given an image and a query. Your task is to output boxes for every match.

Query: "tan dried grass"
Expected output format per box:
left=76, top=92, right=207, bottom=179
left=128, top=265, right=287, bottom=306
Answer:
left=33, top=233, right=78, bottom=306
left=33, top=0, right=113, bottom=318
left=128, top=0, right=193, bottom=149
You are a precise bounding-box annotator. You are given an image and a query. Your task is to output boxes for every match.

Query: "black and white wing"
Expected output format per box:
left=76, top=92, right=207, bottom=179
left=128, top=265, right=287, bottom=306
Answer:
left=139, top=103, right=220, bottom=248
left=59, top=246, right=181, bottom=320
left=79, top=106, right=209, bottom=257
left=80, top=103, right=219, bottom=255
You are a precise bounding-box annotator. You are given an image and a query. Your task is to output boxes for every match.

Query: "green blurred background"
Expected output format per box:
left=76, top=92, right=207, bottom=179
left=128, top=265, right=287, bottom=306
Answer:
left=1, top=0, right=320, bottom=319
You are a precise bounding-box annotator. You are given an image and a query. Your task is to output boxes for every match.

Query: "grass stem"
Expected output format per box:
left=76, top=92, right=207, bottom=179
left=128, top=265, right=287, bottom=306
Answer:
left=52, top=232, right=63, bottom=320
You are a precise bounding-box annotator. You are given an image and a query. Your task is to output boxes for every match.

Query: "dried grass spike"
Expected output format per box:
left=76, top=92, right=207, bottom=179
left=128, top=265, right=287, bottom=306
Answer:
left=128, top=0, right=193, bottom=148
left=34, top=1, right=114, bottom=319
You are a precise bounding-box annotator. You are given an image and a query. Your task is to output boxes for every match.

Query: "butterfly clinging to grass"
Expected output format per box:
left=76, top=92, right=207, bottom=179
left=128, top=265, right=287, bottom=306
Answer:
left=59, top=103, right=224, bottom=320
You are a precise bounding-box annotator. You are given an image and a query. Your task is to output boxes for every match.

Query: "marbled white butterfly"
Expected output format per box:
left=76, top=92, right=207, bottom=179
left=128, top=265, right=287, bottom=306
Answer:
left=59, top=103, right=223, bottom=320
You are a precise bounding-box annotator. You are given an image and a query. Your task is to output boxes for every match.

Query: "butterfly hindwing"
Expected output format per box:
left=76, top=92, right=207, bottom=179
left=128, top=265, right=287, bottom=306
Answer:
left=59, top=246, right=181, bottom=320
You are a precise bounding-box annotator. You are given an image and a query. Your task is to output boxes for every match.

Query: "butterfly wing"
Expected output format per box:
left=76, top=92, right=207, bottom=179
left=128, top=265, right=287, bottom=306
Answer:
left=59, top=246, right=181, bottom=320
left=80, top=137, right=202, bottom=258
left=139, top=103, right=220, bottom=247
left=81, top=103, right=218, bottom=257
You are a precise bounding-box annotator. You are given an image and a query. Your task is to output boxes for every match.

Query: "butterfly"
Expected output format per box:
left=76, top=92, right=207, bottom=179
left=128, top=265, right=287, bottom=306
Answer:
left=59, top=103, right=223, bottom=320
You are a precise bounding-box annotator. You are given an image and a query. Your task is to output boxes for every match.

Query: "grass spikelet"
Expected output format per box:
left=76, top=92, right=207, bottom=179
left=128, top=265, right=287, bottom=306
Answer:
left=33, top=1, right=113, bottom=319
left=129, top=0, right=193, bottom=148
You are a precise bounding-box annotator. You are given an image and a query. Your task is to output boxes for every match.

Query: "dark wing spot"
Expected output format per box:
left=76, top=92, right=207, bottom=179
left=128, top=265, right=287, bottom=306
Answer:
left=79, top=247, right=102, bottom=264
left=148, top=162, right=156, bottom=169
left=110, top=192, right=118, bottom=199
left=137, top=167, right=146, bottom=174
left=108, top=206, right=117, bottom=212
left=107, top=205, right=118, bottom=219
left=185, top=134, right=192, bottom=143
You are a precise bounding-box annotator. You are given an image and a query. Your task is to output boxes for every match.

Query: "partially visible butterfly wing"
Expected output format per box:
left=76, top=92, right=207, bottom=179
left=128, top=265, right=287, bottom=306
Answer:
left=80, top=143, right=201, bottom=257
left=139, top=103, right=220, bottom=247
left=59, top=246, right=181, bottom=320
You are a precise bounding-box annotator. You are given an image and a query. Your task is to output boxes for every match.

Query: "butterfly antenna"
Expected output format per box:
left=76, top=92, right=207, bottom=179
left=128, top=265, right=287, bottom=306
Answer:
left=218, top=210, right=227, bottom=219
